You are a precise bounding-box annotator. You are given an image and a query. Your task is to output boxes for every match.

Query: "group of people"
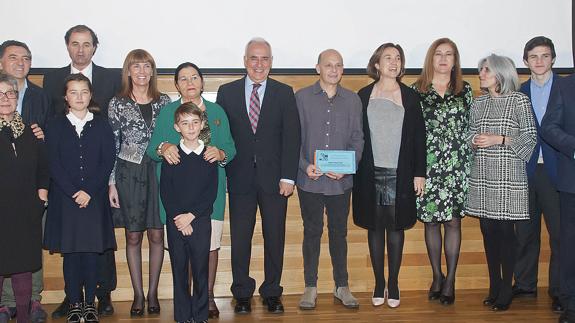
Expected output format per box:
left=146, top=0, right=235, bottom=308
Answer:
left=0, top=23, right=574, bottom=323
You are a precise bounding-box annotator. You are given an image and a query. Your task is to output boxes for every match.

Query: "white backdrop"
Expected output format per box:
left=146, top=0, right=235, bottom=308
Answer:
left=1, top=0, right=572, bottom=69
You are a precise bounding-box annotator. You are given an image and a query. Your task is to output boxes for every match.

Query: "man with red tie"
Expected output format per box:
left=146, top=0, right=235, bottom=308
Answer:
left=216, top=37, right=300, bottom=314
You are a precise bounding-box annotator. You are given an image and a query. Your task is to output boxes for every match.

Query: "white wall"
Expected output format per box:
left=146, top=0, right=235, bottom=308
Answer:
left=2, top=0, right=572, bottom=69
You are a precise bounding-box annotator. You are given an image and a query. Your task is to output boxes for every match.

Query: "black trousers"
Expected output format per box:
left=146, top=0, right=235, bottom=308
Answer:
left=166, top=216, right=211, bottom=322
left=229, top=188, right=287, bottom=299
left=559, top=191, right=575, bottom=314
left=514, top=164, right=561, bottom=297
left=95, top=249, right=116, bottom=298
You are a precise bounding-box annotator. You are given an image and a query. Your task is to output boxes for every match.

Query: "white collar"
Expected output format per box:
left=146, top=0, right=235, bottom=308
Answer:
left=71, top=63, right=93, bottom=82
left=180, top=139, right=204, bottom=155
left=66, top=111, right=94, bottom=136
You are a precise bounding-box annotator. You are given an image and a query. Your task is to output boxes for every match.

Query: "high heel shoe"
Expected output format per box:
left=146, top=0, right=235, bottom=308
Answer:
left=372, top=289, right=386, bottom=307
left=387, top=288, right=400, bottom=308
left=491, top=302, right=511, bottom=311
left=439, top=292, right=455, bottom=305
left=428, top=275, right=445, bottom=301
left=130, top=297, right=145, bottom=317
left=147, top=297, right=160, bottom=315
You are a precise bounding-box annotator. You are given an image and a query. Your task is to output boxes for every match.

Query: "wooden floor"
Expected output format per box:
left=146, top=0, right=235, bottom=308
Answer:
left=39, top=289, right=560, bottom=322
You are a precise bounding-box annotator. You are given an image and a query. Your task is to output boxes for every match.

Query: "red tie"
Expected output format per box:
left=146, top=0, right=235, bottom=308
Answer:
left=248, top=83, right=261, bottom=133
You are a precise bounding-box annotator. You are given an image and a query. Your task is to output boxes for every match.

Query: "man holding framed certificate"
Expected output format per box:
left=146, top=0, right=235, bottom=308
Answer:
left=295, top=49, right=364, bottom=310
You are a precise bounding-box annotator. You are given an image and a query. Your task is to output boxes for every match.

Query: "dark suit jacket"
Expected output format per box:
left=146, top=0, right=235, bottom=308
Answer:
left=353, top=82, right=426, bottom=231
left=542, top=74, right=575, bottom=193
left=42, top=63, right=121, bottom=118
left=21, top=79, right=53, bottom=129
left=216, top=77, right=300, bottom=194
left=520, top=74, right=560, bottom=187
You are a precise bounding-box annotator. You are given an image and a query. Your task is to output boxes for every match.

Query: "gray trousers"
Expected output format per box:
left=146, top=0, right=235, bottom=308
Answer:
left=298, top=188, right=351, bottom=288
left=514, top=164, right=561, bottom=297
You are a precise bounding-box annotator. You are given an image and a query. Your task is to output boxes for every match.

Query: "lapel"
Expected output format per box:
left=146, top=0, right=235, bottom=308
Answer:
left=21, top=83, right=32, bottom=123
left=235, top=77, right=253, bottom=134
left=257, top=78, right=276, bottom=133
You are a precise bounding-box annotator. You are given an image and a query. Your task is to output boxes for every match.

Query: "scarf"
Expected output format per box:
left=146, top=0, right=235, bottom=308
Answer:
left=0, top=112, right=25, bottom=140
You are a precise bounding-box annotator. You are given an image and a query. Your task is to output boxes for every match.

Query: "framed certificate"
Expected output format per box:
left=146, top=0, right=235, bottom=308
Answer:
left=314, top=150, right=356, bottom=174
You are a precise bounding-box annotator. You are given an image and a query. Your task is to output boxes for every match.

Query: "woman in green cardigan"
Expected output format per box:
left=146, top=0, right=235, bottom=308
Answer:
left=147, top=62, right=235, bottom=318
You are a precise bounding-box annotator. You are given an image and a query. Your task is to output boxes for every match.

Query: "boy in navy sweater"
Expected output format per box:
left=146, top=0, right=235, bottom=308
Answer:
left=160, top=103, right=218, bottom=323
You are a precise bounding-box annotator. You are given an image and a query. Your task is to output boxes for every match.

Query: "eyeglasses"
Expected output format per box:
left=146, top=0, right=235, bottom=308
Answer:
left=0, top=90, right=18, bottom=99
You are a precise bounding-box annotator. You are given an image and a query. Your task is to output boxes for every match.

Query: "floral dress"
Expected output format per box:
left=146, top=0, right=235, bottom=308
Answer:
left=413, top=82, right=473, bottom=223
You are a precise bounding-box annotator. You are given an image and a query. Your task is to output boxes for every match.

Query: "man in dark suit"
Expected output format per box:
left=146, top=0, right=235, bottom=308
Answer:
left=43, top=24, right=120, bottom=118
left=514, top=36, right=563, bottom=313
left=0, top=39, right=52, bottom=323
left=542, top=73, right=575, bottom=323
left=216, top=37, right=300, bottom=314
left=42, top=25, right=120, bottom=319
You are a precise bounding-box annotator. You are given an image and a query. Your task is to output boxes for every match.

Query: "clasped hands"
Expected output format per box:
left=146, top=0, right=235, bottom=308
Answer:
left=472, top=133, right=505, bottom=148
left=306, top=164, right=344, bottom=181
left=174, top=212, right=195, bottom=236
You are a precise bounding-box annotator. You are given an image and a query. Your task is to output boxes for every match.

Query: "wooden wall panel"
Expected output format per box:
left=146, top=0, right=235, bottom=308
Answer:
left=30, top=73, right=547, bottom=304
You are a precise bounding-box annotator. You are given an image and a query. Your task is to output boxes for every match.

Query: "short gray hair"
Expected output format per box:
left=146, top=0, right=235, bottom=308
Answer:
left=244, top=37, right=272, bottom=56
left=478, top=54, right=519, bottom=94
left=0, top=73, right=18, bottom=91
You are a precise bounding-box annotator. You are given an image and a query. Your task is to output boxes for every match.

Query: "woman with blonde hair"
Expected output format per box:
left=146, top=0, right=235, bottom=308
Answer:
left=107, top=49, right=171, bottom=316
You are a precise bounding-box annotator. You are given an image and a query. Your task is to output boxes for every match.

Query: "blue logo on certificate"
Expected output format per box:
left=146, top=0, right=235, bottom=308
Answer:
left=314, top=150, right=356, bottom=174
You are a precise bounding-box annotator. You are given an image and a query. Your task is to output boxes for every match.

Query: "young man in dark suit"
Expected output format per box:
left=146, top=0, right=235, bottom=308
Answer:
left=542, top=72, right=575, bottom=323
left=216, top=37, right=300, bottom=314
left=42, top=25, right=120, bottom=319
left=0, top=39, right=53, bottom=323
left=514, top=36, right=563, bottom=313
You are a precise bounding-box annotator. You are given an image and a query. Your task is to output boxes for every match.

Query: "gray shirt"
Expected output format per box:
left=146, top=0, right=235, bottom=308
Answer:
left=368, top=98, right=404, bottom=168
left=295, top=81, right=364, bottom=195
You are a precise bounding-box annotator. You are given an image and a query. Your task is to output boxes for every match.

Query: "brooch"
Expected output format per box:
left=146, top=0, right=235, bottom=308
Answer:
left=214, top=119, right=221, bottom=126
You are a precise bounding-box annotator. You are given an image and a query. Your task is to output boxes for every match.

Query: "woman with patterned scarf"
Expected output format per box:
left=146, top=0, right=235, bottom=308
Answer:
left=0, top=73, right=49, bottom=323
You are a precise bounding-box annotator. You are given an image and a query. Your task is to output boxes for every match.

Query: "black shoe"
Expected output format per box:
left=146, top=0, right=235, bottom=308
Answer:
left=559, top=311, right=575, bottom=323
left=491, top=302, right=511, bottom=311
left=97, top=294, right=114, bottom=316
left=130, top=297, right=145, bottom=317
left=483, top=297, right=496, bottom=306
left=66, top=303, right=83, bottom=323
left=83, top=302, right=99, bottom=323
left=262, top=296, right=284, bottom=314
left=428, top=275, right=444, bottom=301
left=552, top=297, right=565, bottom=314
left=440, top=292, right=455, bottom=305
left=234, top=298, right=251, bottom=314
left=52, top=296, right=70, bottom=319
left=512, top=286, right=537, bottom=298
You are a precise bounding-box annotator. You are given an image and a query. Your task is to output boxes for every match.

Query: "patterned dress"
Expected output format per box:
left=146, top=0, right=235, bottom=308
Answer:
left=414, top=82, right=473, bottom=223
left=465, top=92, right=537, bottom=220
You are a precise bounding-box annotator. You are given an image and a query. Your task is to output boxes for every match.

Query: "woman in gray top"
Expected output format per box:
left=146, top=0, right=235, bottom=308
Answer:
left=353, top=43, right=426, bottom=308
left=466, top=54, right=536, bottom=311
left=107, top=49, right=171, bottom=316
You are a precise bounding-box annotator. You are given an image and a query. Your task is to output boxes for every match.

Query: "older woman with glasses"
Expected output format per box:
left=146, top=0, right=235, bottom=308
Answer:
left=0, top=73, right=49, bottom=323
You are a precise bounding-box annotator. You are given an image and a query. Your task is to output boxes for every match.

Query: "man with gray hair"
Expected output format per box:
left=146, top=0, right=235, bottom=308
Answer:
left=0, top=39, right=52, bottom=323
left=295, top=49, right=363, bottom=309
left=216, top=37, right=300, bottom=314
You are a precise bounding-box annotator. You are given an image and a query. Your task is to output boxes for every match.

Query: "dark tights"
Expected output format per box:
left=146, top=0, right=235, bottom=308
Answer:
left=125, top=228, right=164, bottom=309
left=425, top=217, right=461, bottom=296
left=479, top=218, right=516, bottom=305
left=0, top=272, right=31, bottom=323
left=63, top=253, right=98, bottom=303
left=368, top=205, right=405, bottom=299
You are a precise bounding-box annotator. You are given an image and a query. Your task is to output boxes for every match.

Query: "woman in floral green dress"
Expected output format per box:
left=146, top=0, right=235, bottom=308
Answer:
left=412, top=38, right=473, bottom=305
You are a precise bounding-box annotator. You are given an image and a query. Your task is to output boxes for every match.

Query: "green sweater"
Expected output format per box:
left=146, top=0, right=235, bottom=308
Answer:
left=147, top=98, right=236, bottom=222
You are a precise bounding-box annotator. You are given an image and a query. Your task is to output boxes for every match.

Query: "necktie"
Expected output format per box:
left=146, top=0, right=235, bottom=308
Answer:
left=248, top=83, right=261, bottom=133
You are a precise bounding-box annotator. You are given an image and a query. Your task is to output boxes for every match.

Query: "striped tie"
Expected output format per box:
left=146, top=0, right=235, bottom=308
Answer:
left=248, top=83, right=261, bottom=133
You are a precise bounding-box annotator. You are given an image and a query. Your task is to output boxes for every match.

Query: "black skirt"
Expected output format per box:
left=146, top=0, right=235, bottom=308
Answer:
left=373, top=167, right=401, bottom=230
left=113, top=155, right=162, bottom=232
